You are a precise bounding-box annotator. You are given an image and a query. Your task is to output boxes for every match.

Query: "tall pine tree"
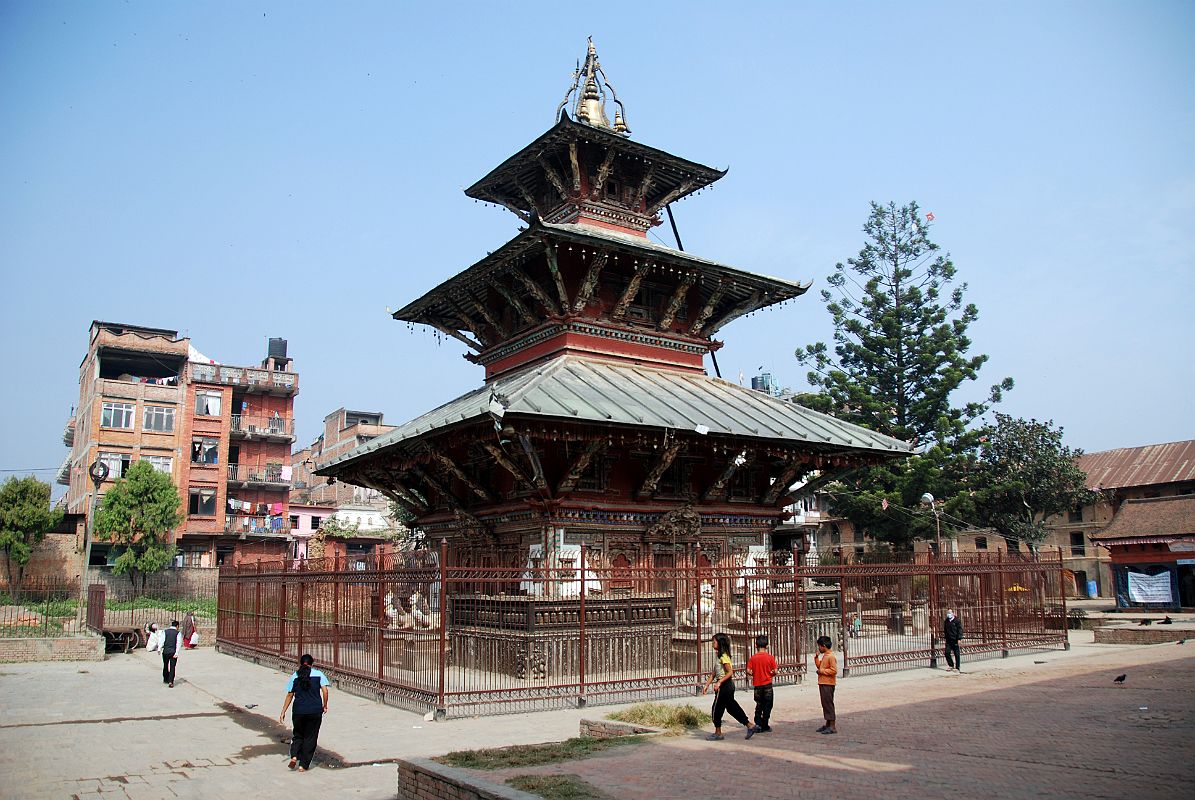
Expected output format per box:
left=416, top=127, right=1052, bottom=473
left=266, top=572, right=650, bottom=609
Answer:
left=795, top=201, right=1012, bottom=547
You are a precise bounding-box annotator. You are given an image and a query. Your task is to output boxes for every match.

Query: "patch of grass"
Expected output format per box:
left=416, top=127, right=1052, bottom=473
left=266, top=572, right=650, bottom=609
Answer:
left=507, top=774, right=615, bottom=800
left=606, top=702, right=710, bottom=731
left=435, top=735, right=649, bottom=770
left=104, top=596, right=217, bottom=617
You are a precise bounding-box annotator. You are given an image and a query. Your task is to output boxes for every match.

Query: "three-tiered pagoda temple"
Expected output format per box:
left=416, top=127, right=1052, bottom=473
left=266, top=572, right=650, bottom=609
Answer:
left=318, top=40, right=911, bottom=575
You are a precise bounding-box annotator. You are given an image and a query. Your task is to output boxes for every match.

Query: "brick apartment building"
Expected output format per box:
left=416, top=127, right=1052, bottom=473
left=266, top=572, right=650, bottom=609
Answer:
left=59, top=321, right=299, bottom=569
left=291, top=407, right=395, bottom=517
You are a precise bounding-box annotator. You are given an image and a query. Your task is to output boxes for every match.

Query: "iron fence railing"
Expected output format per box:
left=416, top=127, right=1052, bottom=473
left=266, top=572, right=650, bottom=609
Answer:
left=216, top=548, right=1068, bottom=717
left=0, top=581, right=84, bottom=638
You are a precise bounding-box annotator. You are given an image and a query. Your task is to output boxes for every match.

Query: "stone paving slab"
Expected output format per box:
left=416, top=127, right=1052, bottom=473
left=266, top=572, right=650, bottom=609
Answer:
left=0, top=632, right=1190, bottom=798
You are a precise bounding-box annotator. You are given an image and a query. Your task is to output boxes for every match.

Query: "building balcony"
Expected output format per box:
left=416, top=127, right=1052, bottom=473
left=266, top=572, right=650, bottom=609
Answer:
left=188, top=363, right=298, bottom=395
left=63, top=419, right=75, bottom=447
left=225, top=464, right=291, bottom=490
left=229, top=414, right=295, bottom=442
left=225, top=514, right=292, bottom=536
left=56, top=455, right=72, bottom=486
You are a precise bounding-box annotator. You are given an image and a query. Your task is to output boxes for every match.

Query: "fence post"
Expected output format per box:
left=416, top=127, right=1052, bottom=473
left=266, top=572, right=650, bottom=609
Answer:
left=792, top=544, right=801, bottom=678
left=579, top=543, right=587, bottom=708
left=997, top=550, right=1008, bottom=658
left=694, top=542, right=703, bottom=692
left=376, top=569, right=385, bottom=697
left=297, top=580, right=305, bottom=658
left=436, top=538, right=448, bottom=720
left=839, top=559, right=849, bottom=677
left=928, top=550, right=938, bottom=669
left=1058, top=548, right=1070, bottom=650
left=332, top=572, right=341, bottom=670
left=279, top=579, right=287, bottom=658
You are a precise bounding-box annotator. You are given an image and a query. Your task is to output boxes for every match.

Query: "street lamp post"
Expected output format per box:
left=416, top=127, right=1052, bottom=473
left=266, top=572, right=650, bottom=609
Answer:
left=920, top=492, right=942, bottom=554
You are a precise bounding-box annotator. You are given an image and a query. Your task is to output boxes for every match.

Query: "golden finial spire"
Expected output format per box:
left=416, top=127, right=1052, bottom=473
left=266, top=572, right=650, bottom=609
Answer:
left=556, top=37, right=630, bottom=136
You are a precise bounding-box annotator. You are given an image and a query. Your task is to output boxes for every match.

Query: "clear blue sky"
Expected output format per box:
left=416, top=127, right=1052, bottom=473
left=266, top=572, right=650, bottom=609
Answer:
left=2, top=1, right=1193, bottom=491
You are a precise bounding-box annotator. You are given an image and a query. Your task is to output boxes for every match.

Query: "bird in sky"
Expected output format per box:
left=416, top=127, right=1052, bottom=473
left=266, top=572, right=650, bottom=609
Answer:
left=1113, top=674, right=1127, bottom=684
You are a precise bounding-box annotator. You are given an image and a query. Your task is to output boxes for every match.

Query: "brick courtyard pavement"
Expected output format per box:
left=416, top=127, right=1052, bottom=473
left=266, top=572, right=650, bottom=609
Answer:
left=478, top=643, right=1195, bottom=800
left=0, top=635, right=1191, bottom=799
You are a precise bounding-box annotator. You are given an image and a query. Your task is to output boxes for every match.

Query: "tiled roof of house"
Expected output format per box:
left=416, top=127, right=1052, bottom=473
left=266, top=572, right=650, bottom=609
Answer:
left=1079, top=440, right=1195, bottom=490
left=1090, top=495, right=1195, bottom=543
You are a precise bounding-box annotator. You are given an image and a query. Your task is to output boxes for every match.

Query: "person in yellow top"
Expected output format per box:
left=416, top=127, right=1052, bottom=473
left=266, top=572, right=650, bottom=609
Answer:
left=813, top=635, right=838, bottom=734
left=701, top=632, right=759, bottom=741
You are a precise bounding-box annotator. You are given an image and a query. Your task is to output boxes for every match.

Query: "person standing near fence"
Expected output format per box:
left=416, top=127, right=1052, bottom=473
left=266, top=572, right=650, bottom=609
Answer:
left=746, top=634, right=777, bottom=733
left=943, top=609, right=963, bottom=673
left=814, top=635, right=837, bottom=734
left=181, top=611, right=197, bottom=649
left=279, top=653, right=329, bottom=772
left=161, top=620, right=181, bottom=687
left=701, top=632, right=758, bottom=740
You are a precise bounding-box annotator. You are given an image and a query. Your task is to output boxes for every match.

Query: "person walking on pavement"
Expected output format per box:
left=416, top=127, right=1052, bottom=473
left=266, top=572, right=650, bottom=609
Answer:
left=944, top=608, right=963, bottom=672
left=814, top=635, right=838, bottom=734
left=701, top=632, right=759, bottom=740
left=278, top=653, right=329, bottom=772
left=160, top=620, right=181, bottom=687
left=746, top=634, right=778, bottom=733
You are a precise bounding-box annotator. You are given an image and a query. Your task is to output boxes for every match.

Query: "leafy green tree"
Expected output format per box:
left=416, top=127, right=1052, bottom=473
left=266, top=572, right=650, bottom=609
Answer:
left=794, top=201, right=1012, bottom=548
left=796, top=201, right=1012, bottom=445
left=958, top=414, right=1097, bottom=553
left=0, top=476, right=64, bottom=597
left=93, top=461, right=181, bottom=595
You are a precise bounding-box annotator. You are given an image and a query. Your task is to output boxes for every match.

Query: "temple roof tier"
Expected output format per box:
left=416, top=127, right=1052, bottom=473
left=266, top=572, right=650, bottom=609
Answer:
left=465, top=114, right=726, bottom=230
left=315, top=354, right=912, bottom=480
left=392, top=220, right=810, bottom=365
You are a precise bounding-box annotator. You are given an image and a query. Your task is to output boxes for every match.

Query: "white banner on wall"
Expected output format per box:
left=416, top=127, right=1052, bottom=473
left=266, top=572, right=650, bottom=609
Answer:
left=1127, top=571, right=1173, bottom=604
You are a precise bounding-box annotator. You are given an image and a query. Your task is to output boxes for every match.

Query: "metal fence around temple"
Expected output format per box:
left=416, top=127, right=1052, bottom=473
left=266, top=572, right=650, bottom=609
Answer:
left=215, top=547, right=1068, bottom=717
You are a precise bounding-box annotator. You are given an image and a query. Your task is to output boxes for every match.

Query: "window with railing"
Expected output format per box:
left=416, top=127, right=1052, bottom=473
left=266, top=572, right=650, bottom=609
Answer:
left=1070, top=532, right=1086, bottom=557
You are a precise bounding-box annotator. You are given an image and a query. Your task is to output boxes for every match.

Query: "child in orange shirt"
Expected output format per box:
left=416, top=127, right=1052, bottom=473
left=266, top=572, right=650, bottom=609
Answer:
left=746, top=634, right=778, bottom=732
left=814, top=635, right=837, bottom=734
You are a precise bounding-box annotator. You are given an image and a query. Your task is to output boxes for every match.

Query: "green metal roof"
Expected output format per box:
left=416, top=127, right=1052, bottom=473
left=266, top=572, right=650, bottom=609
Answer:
left=316, top=355, right=911, bottom=475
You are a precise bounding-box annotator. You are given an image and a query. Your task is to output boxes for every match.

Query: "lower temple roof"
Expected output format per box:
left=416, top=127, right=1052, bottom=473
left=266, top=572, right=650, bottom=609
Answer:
left=315, top=355, right=911, bottom=476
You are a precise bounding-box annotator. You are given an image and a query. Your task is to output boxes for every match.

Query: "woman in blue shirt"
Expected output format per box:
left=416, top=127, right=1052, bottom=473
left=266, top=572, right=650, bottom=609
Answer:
left=278, top=653, right=329, bottom=771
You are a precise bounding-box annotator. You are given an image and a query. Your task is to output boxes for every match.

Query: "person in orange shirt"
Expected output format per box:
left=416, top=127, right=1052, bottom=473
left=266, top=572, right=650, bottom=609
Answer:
left=813, top=635, right=838, bottom=734
left=746, top=634, right=778, bottom=733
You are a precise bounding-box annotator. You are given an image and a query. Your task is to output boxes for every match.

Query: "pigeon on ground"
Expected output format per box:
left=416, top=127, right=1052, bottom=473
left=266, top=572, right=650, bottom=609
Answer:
left=1113, top=674, right=1127, bottom=684
left=1160, top=616, right=1173, bottom=625
left=1178, top=639, right=1186, bottom=645
left=1138, top=619, right=1153, bottom=626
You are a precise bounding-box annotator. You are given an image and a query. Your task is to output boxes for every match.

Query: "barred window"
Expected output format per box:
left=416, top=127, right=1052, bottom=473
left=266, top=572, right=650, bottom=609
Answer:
left=143, top=405, right=175, bottom=432
left=101, top=401, right=134, bottom=429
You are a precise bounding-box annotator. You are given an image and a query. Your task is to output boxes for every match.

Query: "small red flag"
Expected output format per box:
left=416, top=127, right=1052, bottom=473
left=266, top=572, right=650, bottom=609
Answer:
left=926, top=212, right=935, bottom=222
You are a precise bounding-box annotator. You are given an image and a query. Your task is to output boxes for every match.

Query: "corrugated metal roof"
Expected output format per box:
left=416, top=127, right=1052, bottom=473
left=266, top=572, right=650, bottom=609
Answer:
left=317, top=355, right=911, bottom=473
left=1079, top=440, right=1195, bottom=490
left=1090, top=495, right=1195, bottom=540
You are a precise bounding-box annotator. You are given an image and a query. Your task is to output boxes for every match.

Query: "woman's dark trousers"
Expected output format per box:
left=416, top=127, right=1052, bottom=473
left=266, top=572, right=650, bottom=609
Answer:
left=291, top=713, right=323, bottom=768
